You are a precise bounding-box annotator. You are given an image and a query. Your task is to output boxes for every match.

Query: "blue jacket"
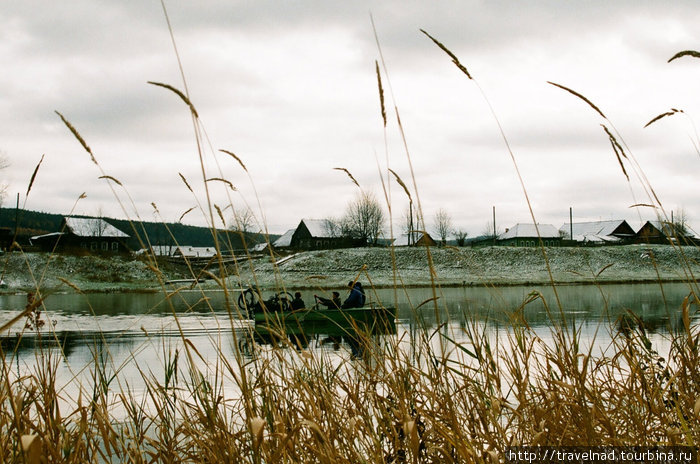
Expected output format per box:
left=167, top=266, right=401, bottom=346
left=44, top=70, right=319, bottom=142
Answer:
left=342, top=284, right=365, bottom=308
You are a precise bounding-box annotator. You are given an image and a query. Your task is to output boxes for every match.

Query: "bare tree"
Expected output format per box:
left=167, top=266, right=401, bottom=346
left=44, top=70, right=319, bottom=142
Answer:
left=400, top=205, right=418, bottom=244
left=482, top=220, right=500, bottom=239
left=401, top=206, right=412, bottom=235
left=230, top=207, right=256, bottom=234
left=671, top=208, right=690, bottom=237
left=433, top=208, right=452, bottom=245
left=91, top=206, right=107, bottom=237
left=454, top=229, right=469, bottom=246
left=0, top=151, right=9, bottom=208
left=341, top=191, right=386, bottom=246
left=323, top=217, right=342, bottom=237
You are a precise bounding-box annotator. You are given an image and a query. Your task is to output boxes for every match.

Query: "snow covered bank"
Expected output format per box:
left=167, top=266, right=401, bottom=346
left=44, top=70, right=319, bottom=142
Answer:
left=2, top=244, right=698, bottom=294
left=234, top=244, right=700, bottom=290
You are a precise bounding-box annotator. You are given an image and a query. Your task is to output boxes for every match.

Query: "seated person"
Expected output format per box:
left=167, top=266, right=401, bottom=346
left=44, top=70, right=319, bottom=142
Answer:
left=291, top=292, right=305, bottom=310
left=341, top=281, right=365, bottom=309
left=315, top=291, right=341, bottom=309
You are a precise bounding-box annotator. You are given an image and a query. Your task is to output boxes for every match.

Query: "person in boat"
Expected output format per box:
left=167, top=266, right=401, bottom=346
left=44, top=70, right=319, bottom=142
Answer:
left=341, top=281, right=366, bottom=309
left=291, top=292, right=305, bottom=310
left=315, top=291, right=341, bottom=309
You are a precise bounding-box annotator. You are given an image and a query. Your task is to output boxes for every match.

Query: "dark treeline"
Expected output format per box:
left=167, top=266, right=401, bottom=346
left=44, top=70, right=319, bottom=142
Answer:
left=0, top=208, right=272, bottom=251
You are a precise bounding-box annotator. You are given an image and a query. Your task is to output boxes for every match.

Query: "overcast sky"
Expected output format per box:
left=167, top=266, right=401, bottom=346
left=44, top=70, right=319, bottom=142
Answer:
left=2, top=1, right=700, bottom=238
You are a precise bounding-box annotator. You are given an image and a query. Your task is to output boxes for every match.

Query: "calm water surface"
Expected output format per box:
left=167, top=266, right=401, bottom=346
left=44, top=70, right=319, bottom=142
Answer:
left=0, top=282, right=696, bottom=415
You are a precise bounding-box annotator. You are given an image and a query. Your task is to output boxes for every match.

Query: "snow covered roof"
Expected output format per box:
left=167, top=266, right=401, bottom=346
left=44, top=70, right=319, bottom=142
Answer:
left=173, top=246, right=218, bottom=258
left=64, top=217, right=129, bottom=238
left=559, top=220, right=633, bottom=242
left=498, top=224, right=560, bottom=240
left=250, top=242, right=270, bottom=252
left=31, top=231, right=65, bottom=241
left=273, top=229, right=295, bottom=247
left=392, top=232, right=433, bottom=246
left=300, top=219, right=336, bottom=238
left=643, top=221, right=672, bottom=234
left=137, top=245, right=176, bottom=256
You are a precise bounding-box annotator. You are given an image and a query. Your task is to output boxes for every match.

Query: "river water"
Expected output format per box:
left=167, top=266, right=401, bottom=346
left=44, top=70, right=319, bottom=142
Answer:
left=0, top=282, right=696, bottom=416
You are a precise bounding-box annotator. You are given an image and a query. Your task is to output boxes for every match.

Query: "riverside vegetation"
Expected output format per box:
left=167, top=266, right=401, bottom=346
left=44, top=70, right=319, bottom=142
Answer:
left=1, top=20, right=699, bottom=464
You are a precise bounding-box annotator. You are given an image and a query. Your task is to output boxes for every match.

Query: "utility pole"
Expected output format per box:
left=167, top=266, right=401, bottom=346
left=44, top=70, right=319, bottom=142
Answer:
left=492, top=206, right=496, bottom=245
left=12, top=193, right=19, bottom=250
left=569, top=207, right=573, bottom=244
left=409, top=201, right=414, bottom=246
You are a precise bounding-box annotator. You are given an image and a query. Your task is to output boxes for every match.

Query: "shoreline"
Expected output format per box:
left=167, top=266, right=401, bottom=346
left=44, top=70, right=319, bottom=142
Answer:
left=1, top=278, right=695, bottom=296
left=0, top=244, right=698, bottom=295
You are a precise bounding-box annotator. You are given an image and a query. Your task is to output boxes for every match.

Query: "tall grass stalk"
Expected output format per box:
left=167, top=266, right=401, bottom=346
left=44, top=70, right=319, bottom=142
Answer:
left=0, top=15, right=699, bottom=464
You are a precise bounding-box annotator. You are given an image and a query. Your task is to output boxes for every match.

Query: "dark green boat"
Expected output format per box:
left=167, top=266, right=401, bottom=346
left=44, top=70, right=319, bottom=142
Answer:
left=236, top=286, right=396, bottom=343
left=251, top=305, right=397, bottom=352
left=253, top=305, right=395, bottom=325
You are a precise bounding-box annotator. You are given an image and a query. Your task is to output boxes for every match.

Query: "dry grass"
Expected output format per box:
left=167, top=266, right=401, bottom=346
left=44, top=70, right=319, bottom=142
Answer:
left=1, top=20, right=699, bottom=464
left=1, top=303, right=698, bottom=462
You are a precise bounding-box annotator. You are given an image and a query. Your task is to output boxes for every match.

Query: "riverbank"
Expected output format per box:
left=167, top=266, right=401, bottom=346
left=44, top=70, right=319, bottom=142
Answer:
left=233, top=244, right=700, bottom=290
left=0, top=252, right=192, bottom=293
left=1, top=244, right=698, bottom=294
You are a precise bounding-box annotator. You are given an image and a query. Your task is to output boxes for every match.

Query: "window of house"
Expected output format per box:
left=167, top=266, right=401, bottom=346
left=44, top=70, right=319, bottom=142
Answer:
left=112, top=242, right=119, bottom=251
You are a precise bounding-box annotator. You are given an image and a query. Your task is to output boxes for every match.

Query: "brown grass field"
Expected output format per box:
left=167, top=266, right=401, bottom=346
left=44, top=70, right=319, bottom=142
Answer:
left=0, top=20, right=699, bottom=464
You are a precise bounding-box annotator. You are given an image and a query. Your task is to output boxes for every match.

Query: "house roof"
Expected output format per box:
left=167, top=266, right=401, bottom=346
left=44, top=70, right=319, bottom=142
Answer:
left=250, top=242, right=270, bottom=252
left=299, top=219, right=337, bottom=238
left=392, top=232, right=434, bottom=246
left=30, top=231, right=65, bottom=241
left=134, top=245, right=176, bottom=256
left=559, top=220, right=633, bottom=242
left=64, top=217, right=129, bottom=238
left=641, top=221, right=671, bottom=235
left=273, top=229, right=295, bottom=247
left=498, top=223, right=560, bottom=240
left=174, top=246, right=218, bottom=258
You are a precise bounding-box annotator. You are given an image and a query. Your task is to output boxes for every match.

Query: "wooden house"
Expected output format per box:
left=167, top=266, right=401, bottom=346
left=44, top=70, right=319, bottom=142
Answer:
left=31, top=217, right=130, bottom=253
left=392, top=232, right=437, bottom=247
left=635, top=221, right=670, bottom=244
left=172, top=246, right=219, bottom=259
left=272, top=228, right=295, bottom=249
left=497, top=223, right=561, bottom=247
left=290, top=219, right=356, bottom=250
left=635, top=220, right=697, bottom=245
left=559, top=220, right=635, bottom=244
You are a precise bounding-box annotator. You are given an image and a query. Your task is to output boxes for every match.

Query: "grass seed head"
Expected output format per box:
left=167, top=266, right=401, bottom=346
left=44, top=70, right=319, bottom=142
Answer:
left=147, top=81, right=199, bottom=118
left=668, top=49, right=700, bottom=62
left=219, top=149, right=248, bottom=172
left=420, top=28, right=472, bottom=79
left=548, top=81, right=607, bottom=120
left=251, top=416, right=265, bottom=445
left=55, top=111, right=98, bottom=164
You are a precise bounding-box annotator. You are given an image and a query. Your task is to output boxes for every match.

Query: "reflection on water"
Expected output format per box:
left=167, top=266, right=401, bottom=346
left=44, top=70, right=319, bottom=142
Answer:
left=0, top=282, right=697, bottom=416
left=373, top=282, right=697, bottom=332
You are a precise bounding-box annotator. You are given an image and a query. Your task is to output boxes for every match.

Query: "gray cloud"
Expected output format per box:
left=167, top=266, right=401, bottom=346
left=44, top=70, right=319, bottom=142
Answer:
left=2, top=0, right=699, bottom=237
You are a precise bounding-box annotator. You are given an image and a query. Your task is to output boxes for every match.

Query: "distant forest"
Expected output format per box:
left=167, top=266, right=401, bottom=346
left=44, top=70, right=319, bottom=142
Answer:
left=0, top=208, right=276, bottom=251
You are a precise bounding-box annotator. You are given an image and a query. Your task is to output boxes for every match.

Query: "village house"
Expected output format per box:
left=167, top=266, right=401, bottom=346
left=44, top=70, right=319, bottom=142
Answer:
left=172, top=246, right=219, bottom=259
left=497, top=223, right=562, bottom=247
left=30, top=217, right=130, bottom=254
left=271, top=228, right=295, bottom=249
left=635, top=220, right=697, bottom=245
left=559, top=219, right=635, bottom=244
left=392, top=231, right=437, bottom=247
left=635, top=221, right=671, bottom=244
left=289, top=219, right=356, bottom=250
